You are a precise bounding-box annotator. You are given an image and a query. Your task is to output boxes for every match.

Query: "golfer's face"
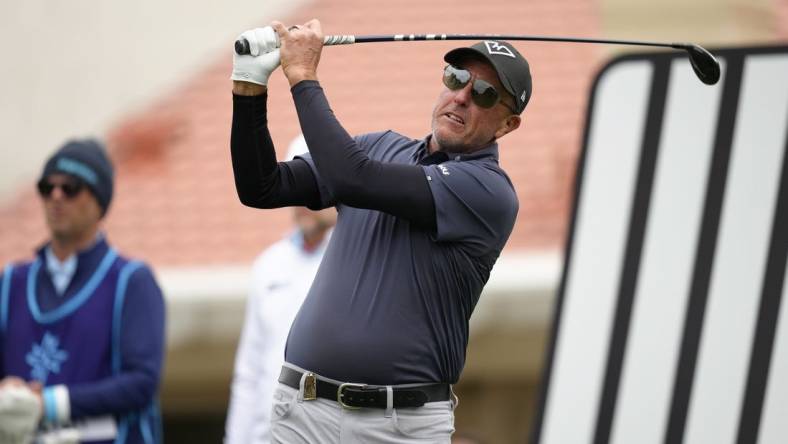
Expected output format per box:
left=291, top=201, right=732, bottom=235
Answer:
left=40, top=173, right=102, bottom=240
left=431, top=58, right=515, bottom=153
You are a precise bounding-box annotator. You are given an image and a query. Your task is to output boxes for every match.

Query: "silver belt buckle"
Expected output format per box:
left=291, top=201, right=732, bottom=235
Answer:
left=303, top=372, right=317, bottom=401
left=337, top=382, right=367, bottom=409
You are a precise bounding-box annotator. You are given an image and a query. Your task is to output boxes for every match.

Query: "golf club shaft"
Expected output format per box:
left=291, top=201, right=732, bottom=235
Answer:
left=320, top=34, right=689, bottom=50
left=233, top=32, right=719, bottom=85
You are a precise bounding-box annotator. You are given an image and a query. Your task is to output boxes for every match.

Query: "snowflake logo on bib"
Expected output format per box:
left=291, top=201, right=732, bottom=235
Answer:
left=26, top=332, right=69, bottom=383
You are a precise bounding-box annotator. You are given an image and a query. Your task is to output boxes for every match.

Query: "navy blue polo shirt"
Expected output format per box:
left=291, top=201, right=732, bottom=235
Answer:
left=284, top=130, right=518, bottom=385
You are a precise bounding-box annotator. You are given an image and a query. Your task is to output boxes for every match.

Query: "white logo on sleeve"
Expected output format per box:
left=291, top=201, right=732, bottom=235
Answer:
left=438, top=165, right=450, bottom=176
left=484, top=41, right=516, bottom=58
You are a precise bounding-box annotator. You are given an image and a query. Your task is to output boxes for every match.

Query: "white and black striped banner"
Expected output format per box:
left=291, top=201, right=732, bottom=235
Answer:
left=532, top=46, right=788, bottom=444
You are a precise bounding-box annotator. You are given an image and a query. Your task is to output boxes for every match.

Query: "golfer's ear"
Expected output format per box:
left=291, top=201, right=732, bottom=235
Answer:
left=495, top=114, right=521, bottom=139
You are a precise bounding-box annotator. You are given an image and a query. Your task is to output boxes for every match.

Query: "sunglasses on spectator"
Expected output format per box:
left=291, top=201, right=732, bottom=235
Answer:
left=37, top=178, right=85, bottom=199
left=442, top=65, right=516, bottom=114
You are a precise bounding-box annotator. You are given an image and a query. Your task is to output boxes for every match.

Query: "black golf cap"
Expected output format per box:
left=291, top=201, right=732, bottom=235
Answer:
left=444, top=40, right=532, bottom=114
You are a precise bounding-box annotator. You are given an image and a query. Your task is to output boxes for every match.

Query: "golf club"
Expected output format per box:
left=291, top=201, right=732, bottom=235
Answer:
left=235, top=33, right=721, bottom=85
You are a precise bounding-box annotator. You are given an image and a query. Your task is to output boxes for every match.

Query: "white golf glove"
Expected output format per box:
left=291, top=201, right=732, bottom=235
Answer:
left=231, top=27, right=281, bottom=86
left=0, top=385, right=43, bottom=444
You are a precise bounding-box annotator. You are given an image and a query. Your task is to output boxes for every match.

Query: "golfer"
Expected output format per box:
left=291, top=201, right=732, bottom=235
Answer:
left=229, top=19, right=531, bottom=443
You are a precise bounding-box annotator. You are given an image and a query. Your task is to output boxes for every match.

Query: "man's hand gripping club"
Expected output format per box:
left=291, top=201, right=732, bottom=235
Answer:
left=231, top=26, right=281, bottom=94
left=231, top=20, right=325, bottom=96
left=0, top=378, right=43, bottom=444
left=270, top=20, right=324, bottom=87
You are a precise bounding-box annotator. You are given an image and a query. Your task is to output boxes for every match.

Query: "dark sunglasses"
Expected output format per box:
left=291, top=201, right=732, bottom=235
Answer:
left=37, top=178, right=85, bottom=199
left=442, top=65, right=516, bottom=114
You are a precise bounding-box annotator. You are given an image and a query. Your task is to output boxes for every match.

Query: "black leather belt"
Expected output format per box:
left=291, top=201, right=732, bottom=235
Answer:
left=278, top=366, right=451, bottom=409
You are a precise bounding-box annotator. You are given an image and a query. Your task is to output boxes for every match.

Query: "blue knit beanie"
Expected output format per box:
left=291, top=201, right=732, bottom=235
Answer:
left=40, top=139, right=114, bottom=216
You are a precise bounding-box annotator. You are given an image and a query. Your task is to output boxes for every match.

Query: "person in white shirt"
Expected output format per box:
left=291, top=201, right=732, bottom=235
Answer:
left=224, top=135, right=336, bottom=444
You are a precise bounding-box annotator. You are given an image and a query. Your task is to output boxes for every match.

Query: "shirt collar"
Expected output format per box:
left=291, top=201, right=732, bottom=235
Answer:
left=41, top=233, right=108, bottom=296
left=37, top=231, right=107, bottom=262
left=45, top=247, right=77, bottom=295
left=416, top=135, right=500, bottom=165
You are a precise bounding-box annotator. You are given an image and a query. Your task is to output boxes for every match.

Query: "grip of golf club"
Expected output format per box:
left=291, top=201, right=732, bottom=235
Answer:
left=323, top=35, right=356, bottom=45
left=234, top=35, right=356, bottom=55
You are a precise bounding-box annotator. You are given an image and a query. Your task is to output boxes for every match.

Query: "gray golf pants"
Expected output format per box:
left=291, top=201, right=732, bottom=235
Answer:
left=269, top=374, right=456, bottom=443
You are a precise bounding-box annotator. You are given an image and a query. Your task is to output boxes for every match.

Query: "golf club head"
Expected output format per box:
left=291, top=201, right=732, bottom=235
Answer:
left=684, top=44, right=721, bottom=85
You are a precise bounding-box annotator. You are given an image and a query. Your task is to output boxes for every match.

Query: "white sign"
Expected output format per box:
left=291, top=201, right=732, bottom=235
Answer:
left=533, top=46, right=788, bottom=444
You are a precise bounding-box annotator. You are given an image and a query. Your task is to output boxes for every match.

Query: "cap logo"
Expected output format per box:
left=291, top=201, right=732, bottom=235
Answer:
left=483, top=41, right=516, bottom=58
left=521, top=91, right=527, bottom=102
left=56, top=157, right=98, bottom=185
